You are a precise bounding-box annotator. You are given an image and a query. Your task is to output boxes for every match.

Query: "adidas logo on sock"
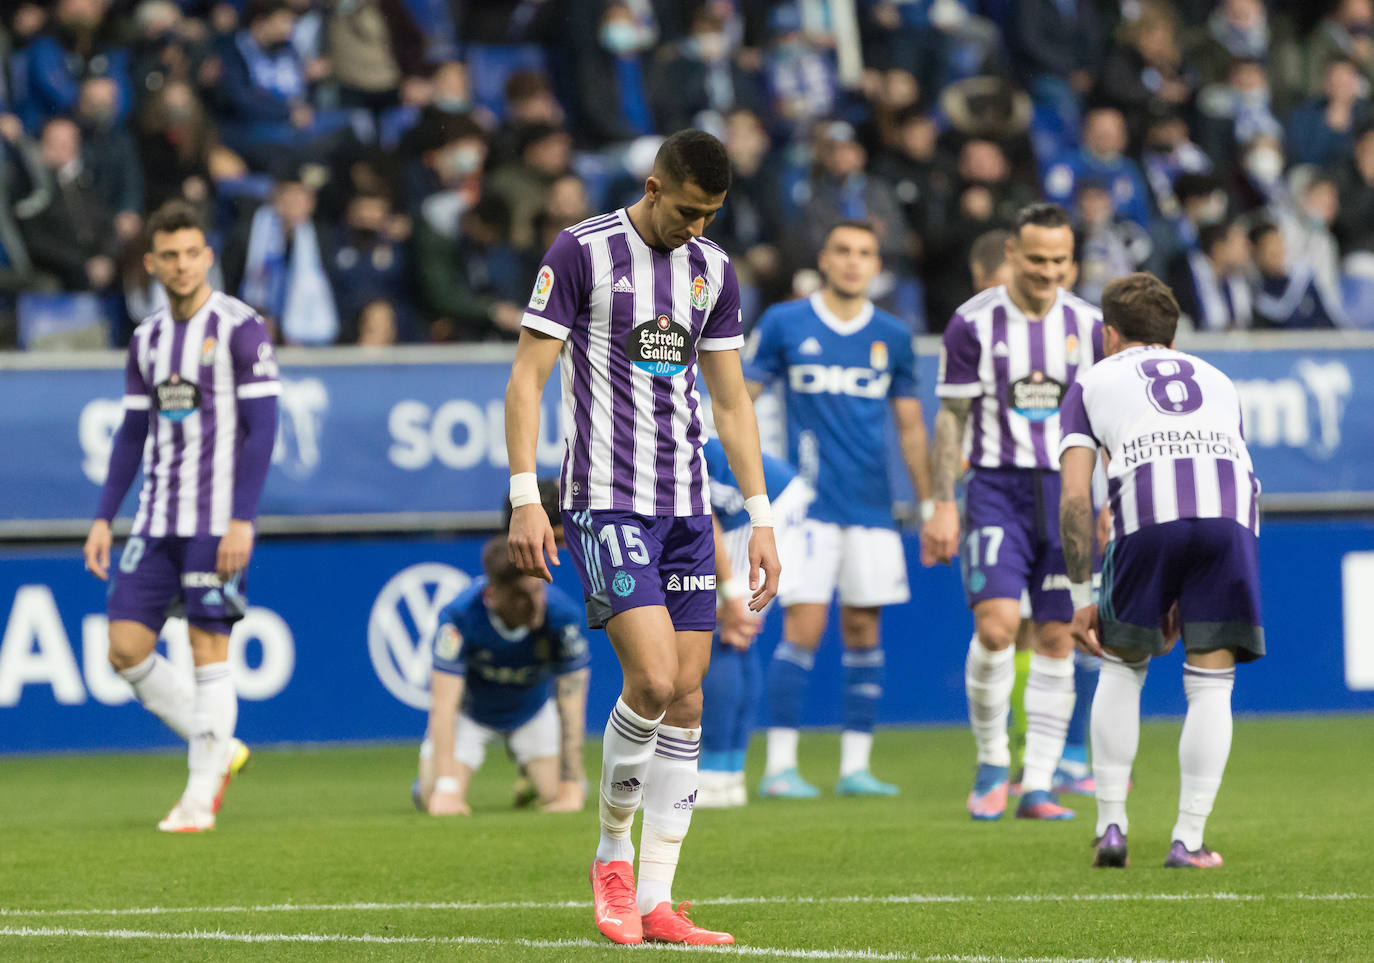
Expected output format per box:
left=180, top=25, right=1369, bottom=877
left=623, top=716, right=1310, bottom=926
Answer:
left=673, top=790, right=697, bottom=810
left=610, top=778, right=642, bottom=793
left=612, top=275, right=634, bottom=294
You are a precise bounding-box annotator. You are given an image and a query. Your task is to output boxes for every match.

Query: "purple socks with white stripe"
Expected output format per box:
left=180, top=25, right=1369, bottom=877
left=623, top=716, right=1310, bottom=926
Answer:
left=597, top=697, right=663, bottom=865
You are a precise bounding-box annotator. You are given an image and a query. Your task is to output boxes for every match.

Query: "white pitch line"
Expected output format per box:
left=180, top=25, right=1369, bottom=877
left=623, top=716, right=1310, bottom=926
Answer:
left=0, top=891, right=1365, bottom=919
left=0, top=924, right=1218, bottom=963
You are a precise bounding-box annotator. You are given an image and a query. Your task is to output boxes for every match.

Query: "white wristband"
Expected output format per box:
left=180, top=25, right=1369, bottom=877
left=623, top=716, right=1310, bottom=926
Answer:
left=745, top=494, right=773, bottom=528
left=920, top=499, right=936, bottom=524
left=434, top=776, right=460, bottom=794
left=509, top=472, right=540, bottom=508
left=1068, top=581, right=1095, bottom=611
left=717, top=575, right=747, bottom=603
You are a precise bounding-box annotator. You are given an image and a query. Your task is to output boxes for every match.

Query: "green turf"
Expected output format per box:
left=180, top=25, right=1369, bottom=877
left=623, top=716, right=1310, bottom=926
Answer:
left=2, top=716, right=1371, bottom=962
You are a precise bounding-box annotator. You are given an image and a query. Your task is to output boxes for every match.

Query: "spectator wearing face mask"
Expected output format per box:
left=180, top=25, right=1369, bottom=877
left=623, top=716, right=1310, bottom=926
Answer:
left=485, top=124, right=573, bottom=252
left=1191, top=0, right=1270, bottom=85
left=209, top=0, right=353, bottom=177
left=764, top=3, right=839, bottom=145
left=1042, top=106, right=1152, bottom=230
left=1168, top=219, right=1253, bottom=330
left=1249, top=220, right=1346, bottom=328
left=1286, top=56, right=1370, bottom=168
left=569, top=2, right=657, bottom=145
left=15, top=0, right=135, bottom=134
left=1196, top=57, right=1283, bottom=169
left=402, top=114, right=487, bottom=224
left=650, top=7, right=764, bottom=133
left=327, top=189, right=414, bottom=340
left=1272, top=172, right=1344, bottom=301
left=1140, top=112, right=1212, bottom=221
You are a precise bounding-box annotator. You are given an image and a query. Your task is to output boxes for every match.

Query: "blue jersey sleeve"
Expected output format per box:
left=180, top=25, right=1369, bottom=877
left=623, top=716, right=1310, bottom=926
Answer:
left=889, top=332, right=920, bottom=399
left=432, top=607, right=468, bottom=677
left=547, top=592, right=591, bottom=674
left=741, top=307, right=786, bottom=385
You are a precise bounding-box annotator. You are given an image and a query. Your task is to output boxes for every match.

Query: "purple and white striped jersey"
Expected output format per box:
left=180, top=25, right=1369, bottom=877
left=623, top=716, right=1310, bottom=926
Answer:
left=122, top=291, right=280, bottom=537
left=1058, top=345, right=1260, bottom=539
left=937, top=286, right=1104, bottom=470
left=520, top=210, right=744, bottom=516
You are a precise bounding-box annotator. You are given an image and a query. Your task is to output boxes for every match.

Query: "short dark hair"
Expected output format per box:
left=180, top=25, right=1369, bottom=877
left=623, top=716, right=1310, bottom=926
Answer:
left=824, top=219, right=878, bottom=243
left=245, top=0, right=291, bottom=25
left=482, top=535, right=526, bottom=586
left=1198, top=220, right=1237, bottom=258
left=1101, top=272, right=1180, bottom=346
left=1247, top=220, right=1279, bottom=248
left=145, top=200, right=206, bottom=246
left=969, top=229, right=1011, bottom=276
left=1013, top=202, right=1072, bottom=236
left=654, top=129, right=732, bottom=195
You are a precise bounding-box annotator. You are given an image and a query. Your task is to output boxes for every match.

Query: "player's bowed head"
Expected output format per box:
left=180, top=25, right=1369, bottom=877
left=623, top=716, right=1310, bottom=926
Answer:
left=632, top=128, right=732, bottom=252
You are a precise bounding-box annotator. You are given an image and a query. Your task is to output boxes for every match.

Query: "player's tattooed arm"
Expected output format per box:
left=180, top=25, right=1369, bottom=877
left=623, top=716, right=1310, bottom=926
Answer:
left=1060, top=494, right=1095, bottom=585
left=1059, top=446, right=1098, bottom=585
left=555, top=668, right=590, bottom=783
left=931, top=398, right=972, bottom=502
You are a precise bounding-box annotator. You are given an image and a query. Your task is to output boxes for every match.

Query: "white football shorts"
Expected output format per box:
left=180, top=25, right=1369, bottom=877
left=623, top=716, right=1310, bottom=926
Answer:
left=781, top=519, right=911, bottom=609
left=421, top=698, right=560, bottom=771
left=721, top=477, right=812, bottom=615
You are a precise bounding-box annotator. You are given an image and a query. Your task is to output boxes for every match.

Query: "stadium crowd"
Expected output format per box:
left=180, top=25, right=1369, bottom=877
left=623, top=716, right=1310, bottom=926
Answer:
left=2, top=0, right=1373, bottom=349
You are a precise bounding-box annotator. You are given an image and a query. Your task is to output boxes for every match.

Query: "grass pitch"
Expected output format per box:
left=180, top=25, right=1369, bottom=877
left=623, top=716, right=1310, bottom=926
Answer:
left=2, top=715, right=1371, bottom=962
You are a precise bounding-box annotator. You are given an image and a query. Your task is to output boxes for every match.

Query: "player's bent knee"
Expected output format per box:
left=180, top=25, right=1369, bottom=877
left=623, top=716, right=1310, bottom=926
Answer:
left=106, top=621, right=157, bottom=670
left=624, top=675, right=676, bottom=718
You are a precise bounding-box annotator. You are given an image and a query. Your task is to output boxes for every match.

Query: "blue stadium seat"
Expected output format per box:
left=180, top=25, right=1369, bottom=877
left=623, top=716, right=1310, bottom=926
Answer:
left=17, top=292, right=113, bottom=350
left=464, top=45, right=549, bottom=120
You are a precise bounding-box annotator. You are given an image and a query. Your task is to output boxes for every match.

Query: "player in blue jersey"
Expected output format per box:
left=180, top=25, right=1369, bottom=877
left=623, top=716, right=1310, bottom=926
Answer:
left=417, top=536, right=591, bottom=815
left=697, top=437, right=813, bottom=808
left=743, top=220, right=933, bottom=798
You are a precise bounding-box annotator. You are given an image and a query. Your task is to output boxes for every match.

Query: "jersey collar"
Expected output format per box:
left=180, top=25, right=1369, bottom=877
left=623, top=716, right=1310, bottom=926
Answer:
left=809, top=292, right=873, bottom=336
left=486, top=611, right=532, bottom=642
left=618, top=208, right=691, bottom=260
left=1002, top=285, right=1064, bottom=323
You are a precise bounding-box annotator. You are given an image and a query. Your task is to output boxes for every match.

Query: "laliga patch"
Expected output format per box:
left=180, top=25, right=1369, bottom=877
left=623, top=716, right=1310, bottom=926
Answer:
left=529, top=264, right=555, bottom=310
left=435, top=623, right=463, bottom=662
left=1007, top=369, right=1066, bottom=422
left=628, top=314, right=690, bottom=377
left=870, top=340, right=889, bottom=371
left=690, top=274, right=710, bottom=311
left=155, top=373, right=201, bottom=421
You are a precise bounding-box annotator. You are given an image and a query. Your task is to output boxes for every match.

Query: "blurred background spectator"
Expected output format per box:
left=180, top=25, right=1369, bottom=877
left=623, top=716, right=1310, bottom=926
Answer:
left=5, top=0, right=1374, bottom=350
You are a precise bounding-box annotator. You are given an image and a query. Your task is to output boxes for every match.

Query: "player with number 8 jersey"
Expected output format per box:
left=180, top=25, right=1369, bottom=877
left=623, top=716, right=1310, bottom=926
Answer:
left=504, top=130, right=780, bottom=947
left=1058, top=272, right=1263, bottom=870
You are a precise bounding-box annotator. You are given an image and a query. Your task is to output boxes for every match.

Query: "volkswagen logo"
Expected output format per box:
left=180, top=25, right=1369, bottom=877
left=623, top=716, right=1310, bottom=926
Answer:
left=367, top=563, right=472, bottom=709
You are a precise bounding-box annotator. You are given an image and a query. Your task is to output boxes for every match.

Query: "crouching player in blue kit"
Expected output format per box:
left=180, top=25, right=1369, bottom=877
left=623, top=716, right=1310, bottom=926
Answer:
left=416, top=536, right=591, bottom=815
left=1059, top=273, right=1264, bottom=869
left=697, top=438, right=813, bottom=808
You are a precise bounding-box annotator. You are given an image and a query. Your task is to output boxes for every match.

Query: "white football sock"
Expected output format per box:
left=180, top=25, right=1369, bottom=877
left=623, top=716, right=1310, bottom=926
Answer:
left=965, top=634, right=1015, bottom=767
left=1021, top=653, right=1075, bottom=793
left=637, top=723, right=699, bottom=915
left=1173, top=664, right=1234, bottom=850
left=764, top=727, right=799, bottom=777
left=596, top=697, right=662, bottom=865
left=1091, top=653, right=1148, bottom=836
left=839, top=730, right=873, bottom=778
left=183, top=661, right=237, bottom=807
left=118, top=653, right=193, bottom=740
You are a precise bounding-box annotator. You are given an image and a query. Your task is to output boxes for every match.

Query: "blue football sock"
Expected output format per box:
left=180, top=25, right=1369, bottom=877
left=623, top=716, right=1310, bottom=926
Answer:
left=841, top=648, right=884, bottom=733
left=1065, top=650, right=1101, bottom=754
left=735, top=644, right=762, bottom=761
left=766, top=641, right=814, bottom=729
left=702, top=634, right=743, bottom=759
